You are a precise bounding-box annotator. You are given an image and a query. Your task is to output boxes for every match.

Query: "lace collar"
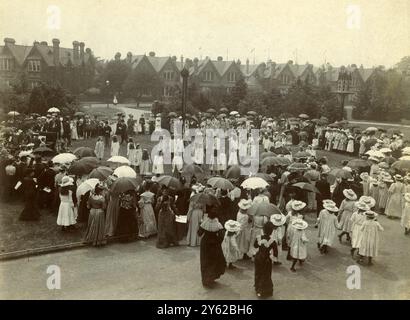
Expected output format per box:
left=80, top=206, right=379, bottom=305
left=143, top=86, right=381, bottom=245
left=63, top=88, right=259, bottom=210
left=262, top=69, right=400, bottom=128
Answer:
left=200, top=217, right=223, bottom=232
left=256, top=234, right=275, bottom=247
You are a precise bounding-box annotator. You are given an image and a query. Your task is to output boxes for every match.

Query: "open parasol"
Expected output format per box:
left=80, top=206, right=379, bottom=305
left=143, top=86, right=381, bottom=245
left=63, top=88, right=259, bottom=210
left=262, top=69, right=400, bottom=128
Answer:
left=241, top=177, right=269, bottom=189
left=248, top=202, right=281, bottom=217
left=156, top=175, right=182, bottom=190
left=110, top=177, right=140, bottom=194
left=207, top=177, right=234, bottom=190
left=73, top=147, right=96, bottom=159
left=113, top=165, right=137, bottom=178
left=89, top=166, right=113, bottom=180
left=52, top=153, right=77, bottom=164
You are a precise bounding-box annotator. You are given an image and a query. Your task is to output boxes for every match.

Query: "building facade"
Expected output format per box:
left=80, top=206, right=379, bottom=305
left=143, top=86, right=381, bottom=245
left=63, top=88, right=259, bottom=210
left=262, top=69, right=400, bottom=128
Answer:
left=0, top=38, right=96, bottom=94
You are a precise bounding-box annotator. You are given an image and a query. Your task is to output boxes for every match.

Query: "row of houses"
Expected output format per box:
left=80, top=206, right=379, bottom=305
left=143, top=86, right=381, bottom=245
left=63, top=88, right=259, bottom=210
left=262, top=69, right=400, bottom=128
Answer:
left=0, top=37, right=382, bottom=105
left=0, top=37, right=95, bottom=94
left=118, top=50, right=381, bottom=103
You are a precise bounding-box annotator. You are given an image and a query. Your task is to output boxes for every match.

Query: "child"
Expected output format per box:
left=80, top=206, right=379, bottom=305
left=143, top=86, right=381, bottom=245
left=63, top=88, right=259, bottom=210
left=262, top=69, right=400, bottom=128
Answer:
left=254, top=221, right=277, bottom=298
left=317, top=202, right=339, bottom=254
left=236, top=199, right=253, bottom=259
left=140, top=149, right=151, bottom=175
left=358, top=211, right=384, bottom=265
left=360, top=172, right=370, bottom=197
left=126, top=137, right=134, bottom=156
left=152, top=150, right=164, bottom=175
left=127, top=142, right=138, bottom=171
left=56, top=176, right=77, bottom=231
left=111, top=135, right=120, bottom=157
left=401, top=193, right=410, bottom=235
left=350, top=201, right=370, bottom=258
left=289, top=219, right=309, bottom=272
left=377, top=176, right=392, bottom=214
left=221, top=220, right=242, bottom=269
left=94, top=136, right=105, bottom=161
left=285, top=200, right=305, bottom=258
left=270, top=213, right=286, bottom=265
left=338, top=189, right=357, bottom=243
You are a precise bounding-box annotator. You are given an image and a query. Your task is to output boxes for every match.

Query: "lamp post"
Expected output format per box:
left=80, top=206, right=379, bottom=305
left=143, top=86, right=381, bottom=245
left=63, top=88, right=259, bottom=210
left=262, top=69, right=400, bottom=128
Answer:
left=180, top=68, right=189, bottom=134
left=106, top=80, right=110, bottom=108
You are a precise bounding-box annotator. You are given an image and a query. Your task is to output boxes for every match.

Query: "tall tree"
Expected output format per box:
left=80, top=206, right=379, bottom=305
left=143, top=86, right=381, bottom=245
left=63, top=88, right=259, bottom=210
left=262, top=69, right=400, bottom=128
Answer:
left=98, top=59, right=131, bottom=96
left=122, top=70, right=163, bottom=107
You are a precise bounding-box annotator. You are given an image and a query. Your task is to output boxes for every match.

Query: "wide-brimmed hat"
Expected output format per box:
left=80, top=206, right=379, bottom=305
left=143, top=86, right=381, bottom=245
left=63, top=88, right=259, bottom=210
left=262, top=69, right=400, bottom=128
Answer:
left=324, top=203, right=339, bottom=212
left=270, top=214, right=286, bottom=226
left=291, top=200, right=306, bottom=212
left=343, top=189, right=357, bottom=201
left=359, top=172, right=369, bottom=181
left=322, top=199, right=336, bottom=206
left=394, top=174, right=403, bottom=181
left=224, top=220, right=241, bottom=232
left=355, top=201, right=370, bottom=211
left=359, top=196, right=376, bottom=208
left=365, top=210, right=378, bottom=219
left=378, top=162, right=389, bottom=169
left=238, top=199, right=252, bottom=210
left=404, top=193, right=410, bottom=203
left=383, top=176, right=394, bottom=183
left=368, top=156, right=380, bottom=163
left=60, top=176, right=74, bottom=187
left=291, top=219, right=308, bottom=230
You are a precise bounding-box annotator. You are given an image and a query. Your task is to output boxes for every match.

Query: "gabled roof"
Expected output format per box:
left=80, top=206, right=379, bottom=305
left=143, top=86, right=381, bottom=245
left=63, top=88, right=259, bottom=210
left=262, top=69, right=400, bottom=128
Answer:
left=212, top=60, right=235, bottom=77
left=146, top=56, right=170, bottom=73
left=239, top=63, right=259, bottom=77
left=3, top=44, right=32, bottom=65
left=358, top=68, right=375, bottom=82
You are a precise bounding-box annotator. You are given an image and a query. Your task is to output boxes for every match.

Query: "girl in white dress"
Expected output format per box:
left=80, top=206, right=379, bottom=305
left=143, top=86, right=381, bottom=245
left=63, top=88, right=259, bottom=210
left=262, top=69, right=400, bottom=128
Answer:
left=152, top=151, right=164, bottom=175
left=350, top=201, right=370, bottom=258
left=70, top=120, right=78, bottom=140
left=56, top=176, right=77, bottom=230
left=110, top=136, right=120, bottom=157
left=289, top=219, right=309, bottom=272
left=338, top=189, right=357, bottom=243
left=401, top=193, right=410, bottom=235
left=228, top=134, right=239, bottom=166
left=358, top=211, right=384, bottom=265
left=221, top=220, right=242, bottom=269
left=94, top=137, right=105, bottom=160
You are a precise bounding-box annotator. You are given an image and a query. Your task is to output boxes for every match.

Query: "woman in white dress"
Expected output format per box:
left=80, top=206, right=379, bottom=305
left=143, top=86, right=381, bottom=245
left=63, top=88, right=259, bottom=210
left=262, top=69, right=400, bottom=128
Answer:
left=289, top=219, right=309, bottom=272
left=228, top=133, right=239, bottom=166
left=152, top=151, right=164, bottom=175
left=70, top=120, right=78, bottom=140
left=401, top=193, right=410, bottom=235
left=338, top=189, right=357, bottom=243
left=193, top=133, right=204, bottom=165
left=236, top=199, right=252, bottom=259
left=56, top=176, right=77, bottom=231
left=138, top=185, right=158, bottom=238
left=385, top=175, right=404, bottom=219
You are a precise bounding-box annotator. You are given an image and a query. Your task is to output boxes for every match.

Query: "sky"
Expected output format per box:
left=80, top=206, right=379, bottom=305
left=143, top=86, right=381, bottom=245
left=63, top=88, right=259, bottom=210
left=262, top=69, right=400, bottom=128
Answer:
left=0, top=0, right=409, bottom=68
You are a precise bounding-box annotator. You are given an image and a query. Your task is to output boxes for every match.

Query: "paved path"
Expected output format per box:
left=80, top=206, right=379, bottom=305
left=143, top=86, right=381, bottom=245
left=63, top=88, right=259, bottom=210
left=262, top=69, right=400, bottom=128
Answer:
left=1, top=214, right=409, bottom=300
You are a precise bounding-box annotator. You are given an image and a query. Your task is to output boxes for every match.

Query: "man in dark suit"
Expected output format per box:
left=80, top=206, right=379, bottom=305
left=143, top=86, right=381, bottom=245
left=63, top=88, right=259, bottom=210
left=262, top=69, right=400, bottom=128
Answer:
left=218, top=189, right=234, bottom=226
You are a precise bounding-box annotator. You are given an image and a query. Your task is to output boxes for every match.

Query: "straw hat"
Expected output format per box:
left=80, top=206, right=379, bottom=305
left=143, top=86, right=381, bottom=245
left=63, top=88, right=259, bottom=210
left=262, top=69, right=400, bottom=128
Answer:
left=343, top=189, right=357, bottom=201
left=60, top=176, right=74, bottom=187
left=270, top=214, right=286, bottom=226
left=404, top=193, right=410, bottom=203
left=383, top=176, right=394, bottom=183
left=291, top=219, right=308, bottom=230
left=322, top=199, right=336, bottom=206
left=355, top=202, right=370, bottom=211
left=238, top=199, right=252, bottom=210
left=323, top=203, right=339, bottom=212
left=224, top=220, right=241, bottom=232
left=359, top=196, right=376, bottom=208
left=368, top=156, right=380, bottom=163
left=291, top=200, right=306, bottom=212
left=359, top=172, right=369, bottom=181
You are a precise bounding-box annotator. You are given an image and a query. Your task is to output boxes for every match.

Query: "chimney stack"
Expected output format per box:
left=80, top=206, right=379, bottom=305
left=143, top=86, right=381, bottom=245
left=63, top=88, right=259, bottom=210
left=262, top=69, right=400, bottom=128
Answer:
left=149, top=51, right=155, bottom=57
left=52, top=38, right=60, bottom=66
left=193, top=58, right=199, bottom=71
left=40, top=41, right=48, bottom=46
left=126, top=52, right=132, bottom=63
left=114, top=52, right=121, bottom=61
left=72, top=41, right=80, bottom=64
left=79, top=42, right=85, bottom=63
left=217, top=56, right=223, bottom=61
left=180, top=55, right=184, bottom=66
left=4, top=38, right=16, bottom=45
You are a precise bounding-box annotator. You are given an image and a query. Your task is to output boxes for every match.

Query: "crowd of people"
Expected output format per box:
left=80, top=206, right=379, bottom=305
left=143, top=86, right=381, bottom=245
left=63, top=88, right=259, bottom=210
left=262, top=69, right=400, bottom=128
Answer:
left=1, top=108, right=410, bottom=298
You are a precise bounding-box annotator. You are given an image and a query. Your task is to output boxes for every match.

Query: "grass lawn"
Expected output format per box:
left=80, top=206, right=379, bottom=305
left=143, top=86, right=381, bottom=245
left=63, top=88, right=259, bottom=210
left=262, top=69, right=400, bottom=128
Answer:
left=350, top=122, right=410, bottom=138
left=0, top=133, right=354, bottom=255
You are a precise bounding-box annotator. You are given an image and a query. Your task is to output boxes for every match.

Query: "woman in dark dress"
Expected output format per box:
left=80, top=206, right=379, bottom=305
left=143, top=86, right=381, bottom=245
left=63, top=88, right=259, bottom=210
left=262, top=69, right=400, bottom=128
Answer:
left=254, top=221, right=278, bottom=298
left=19, top=169, right=40, bottom=221
left=84, top=184, right=107, bottom=247
left=116, top=190, right=137, bottom=242
left=156, top=195, right=178, bottom=248
left=197, top=208, right=226, bottom=288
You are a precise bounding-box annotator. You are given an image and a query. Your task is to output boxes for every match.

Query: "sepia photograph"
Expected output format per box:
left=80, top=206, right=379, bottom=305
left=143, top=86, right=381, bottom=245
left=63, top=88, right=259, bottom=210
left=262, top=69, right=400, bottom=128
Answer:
left=0, top=0, right=409, bottom=302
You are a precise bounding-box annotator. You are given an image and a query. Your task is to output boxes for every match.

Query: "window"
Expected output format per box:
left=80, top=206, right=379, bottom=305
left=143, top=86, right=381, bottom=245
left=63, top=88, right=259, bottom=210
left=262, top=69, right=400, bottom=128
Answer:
left=203, top=71, right=214, bottom=82
left=0, top=58, right=13, bottom=71
left=227, top=72, right=236, bottom=82
left=281, top=74, right=290, bottom=84
left=163, top=71, right=174, bottom=81
left=27, top=60, right=41, bottom=72
left=29, top=81, right=40, bottom=89
left=163, top=86, right=173, bottom=97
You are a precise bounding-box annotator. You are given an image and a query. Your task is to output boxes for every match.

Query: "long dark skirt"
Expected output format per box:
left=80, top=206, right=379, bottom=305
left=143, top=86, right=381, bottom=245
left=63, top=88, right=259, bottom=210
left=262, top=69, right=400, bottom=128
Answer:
left=116, top=207, right=137, bottom=241
left=19, top=192, right=40, bottom=221
left=200, top=230, right=226, bottom=286
left=254, top=250, right=273, bottom=297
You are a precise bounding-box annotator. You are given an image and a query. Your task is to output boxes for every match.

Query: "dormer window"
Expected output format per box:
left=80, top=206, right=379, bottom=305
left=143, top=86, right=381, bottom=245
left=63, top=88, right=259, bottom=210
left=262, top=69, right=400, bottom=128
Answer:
left=28, top=60, right=41, bottom=72
left=163, top=71, right=174, bottom=81
left=0, top=58, right=13, bottom=71
left=227, top=72, right=236, bottom=82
